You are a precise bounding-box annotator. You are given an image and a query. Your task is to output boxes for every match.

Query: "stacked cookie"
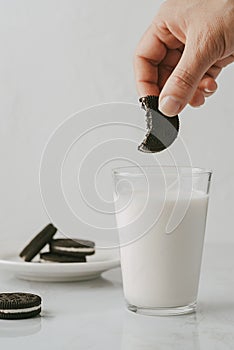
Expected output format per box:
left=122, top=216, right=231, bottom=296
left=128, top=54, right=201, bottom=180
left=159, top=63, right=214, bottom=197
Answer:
left=20, top=224, right=95, bottom=263
left=41, top=238, right=95, bottom=263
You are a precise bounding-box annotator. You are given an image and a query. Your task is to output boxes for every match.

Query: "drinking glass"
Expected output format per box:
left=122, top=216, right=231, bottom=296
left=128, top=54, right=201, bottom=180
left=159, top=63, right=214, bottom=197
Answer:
left=112, top=166, right=212, bottom=316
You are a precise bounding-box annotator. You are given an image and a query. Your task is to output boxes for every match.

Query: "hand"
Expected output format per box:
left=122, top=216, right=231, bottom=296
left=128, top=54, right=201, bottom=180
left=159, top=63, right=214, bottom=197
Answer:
left=134, top=0, right=234, bottom=116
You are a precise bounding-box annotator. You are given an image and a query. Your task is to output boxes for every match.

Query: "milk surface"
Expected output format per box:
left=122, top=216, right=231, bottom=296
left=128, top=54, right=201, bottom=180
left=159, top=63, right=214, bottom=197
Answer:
left=115, top=191, right=209, bottom=308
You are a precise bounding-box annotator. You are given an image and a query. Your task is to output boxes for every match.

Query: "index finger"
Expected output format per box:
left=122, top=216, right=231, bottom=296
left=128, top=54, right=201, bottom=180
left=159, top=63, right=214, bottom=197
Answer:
left=134, top=24, right=167, bottom=97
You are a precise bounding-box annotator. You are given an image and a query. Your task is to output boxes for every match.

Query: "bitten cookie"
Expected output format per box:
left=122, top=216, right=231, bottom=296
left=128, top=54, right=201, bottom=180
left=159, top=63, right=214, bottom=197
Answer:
left=138, top=95, right=179, bottom=153
left=40, top=252, right=86, bottom=263
left=0, top=293, right=41, bottom=320
left=20, top=223, right=57, bottom=262
left=50, top=238, right=95, bottom=257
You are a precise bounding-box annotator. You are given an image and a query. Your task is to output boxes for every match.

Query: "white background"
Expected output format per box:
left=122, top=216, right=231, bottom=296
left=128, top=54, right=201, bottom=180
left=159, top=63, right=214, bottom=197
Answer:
left=0, top=0, right=233, bottom=245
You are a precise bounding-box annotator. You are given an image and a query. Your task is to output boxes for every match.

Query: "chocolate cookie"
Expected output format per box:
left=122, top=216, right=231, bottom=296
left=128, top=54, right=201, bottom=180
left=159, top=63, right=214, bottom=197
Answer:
left=0, top=293, right=41, bottom=320
left=39, top=252, right=86, bottom=263
left=138, top=95, right=180, bottom=153
left=50, top=238, right=95, bottom=257
left=20, top=223, right=57, bottom=262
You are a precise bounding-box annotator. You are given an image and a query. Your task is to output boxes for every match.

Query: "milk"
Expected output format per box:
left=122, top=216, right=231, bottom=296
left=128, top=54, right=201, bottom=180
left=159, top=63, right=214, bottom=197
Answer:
left=115, top=191, right=209, bottom=308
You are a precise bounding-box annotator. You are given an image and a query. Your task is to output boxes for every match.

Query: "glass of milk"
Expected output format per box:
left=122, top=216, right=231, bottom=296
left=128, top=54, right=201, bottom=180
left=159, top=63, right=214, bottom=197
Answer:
left=112, top=166, right=212, bottom=316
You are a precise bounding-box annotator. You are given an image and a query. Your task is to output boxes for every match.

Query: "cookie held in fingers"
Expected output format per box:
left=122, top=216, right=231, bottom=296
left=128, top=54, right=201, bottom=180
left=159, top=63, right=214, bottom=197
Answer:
left=39, top=252, right=87, bottom=263
left=50, top=238, right=95, bottom=257
left=19, top=223, right=57, bottom=262
left=0, top=293, right=41, bottom=320
left=138, top=95, right=180, bottom=153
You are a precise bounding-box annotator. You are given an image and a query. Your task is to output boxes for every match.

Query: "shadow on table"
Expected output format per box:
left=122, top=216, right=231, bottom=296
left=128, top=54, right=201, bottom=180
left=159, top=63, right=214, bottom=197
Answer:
left=0, top=316, right=41, bottom=338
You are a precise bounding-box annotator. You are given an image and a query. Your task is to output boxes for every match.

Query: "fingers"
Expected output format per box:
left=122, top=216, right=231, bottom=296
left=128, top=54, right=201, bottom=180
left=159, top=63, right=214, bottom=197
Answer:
left=189, top=76, right=218, bottom=107
left=134, top=13, right=232, bottom=115
left=158, top=49, right=182, bottom=90
left=158, top=38, right=214, bottom=116
left=134, top=25, right=167, bottom=96
left=134, top=21, right=183, bottom=97
left=189, top=89, right=205, bottom=107
left=198, top=76, right=218, bottom=96
left=215, top=55, right=234, bottom=68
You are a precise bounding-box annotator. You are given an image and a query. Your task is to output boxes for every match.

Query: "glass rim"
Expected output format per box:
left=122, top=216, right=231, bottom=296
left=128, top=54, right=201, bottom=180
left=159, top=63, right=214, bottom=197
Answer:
left=112, top=165, right=212, bottom=177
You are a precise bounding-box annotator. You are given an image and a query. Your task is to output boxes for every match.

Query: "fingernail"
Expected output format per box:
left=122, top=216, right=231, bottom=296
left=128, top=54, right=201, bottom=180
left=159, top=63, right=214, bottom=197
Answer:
left=159, top=96, right=181, bottom=116
left=204, top=88, right=216, bottom=93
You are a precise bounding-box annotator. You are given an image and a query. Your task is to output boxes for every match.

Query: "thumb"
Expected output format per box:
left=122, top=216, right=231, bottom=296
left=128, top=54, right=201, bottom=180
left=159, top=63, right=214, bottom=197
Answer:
left=158, top=43, right=211, bottom=116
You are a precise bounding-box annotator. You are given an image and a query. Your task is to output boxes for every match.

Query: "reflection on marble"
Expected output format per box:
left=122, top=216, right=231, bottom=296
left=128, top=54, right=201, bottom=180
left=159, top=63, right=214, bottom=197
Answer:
left=0, top=244, right=233, bottom=349
left=120, top=300, right=234, bottom=350
left=0, top=316, right=41, bottom=338
left=121, top=311, right=201, bottom=350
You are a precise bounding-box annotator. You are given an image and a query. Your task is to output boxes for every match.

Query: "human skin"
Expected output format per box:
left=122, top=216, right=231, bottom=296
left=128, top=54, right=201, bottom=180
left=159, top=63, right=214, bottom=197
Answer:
left=134, top=0, right=234, bottom=116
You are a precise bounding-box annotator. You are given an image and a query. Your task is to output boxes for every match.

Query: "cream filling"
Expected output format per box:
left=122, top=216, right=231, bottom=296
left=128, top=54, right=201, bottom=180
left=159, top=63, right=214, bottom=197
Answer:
left=0, top=305, right=41, bottom=314
left=55, top=246, right=94, bottom=253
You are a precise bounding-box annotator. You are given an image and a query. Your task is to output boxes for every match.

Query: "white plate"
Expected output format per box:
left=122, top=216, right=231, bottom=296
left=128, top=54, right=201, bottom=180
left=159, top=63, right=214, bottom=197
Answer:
left=0, top=249, right=120, bottom=282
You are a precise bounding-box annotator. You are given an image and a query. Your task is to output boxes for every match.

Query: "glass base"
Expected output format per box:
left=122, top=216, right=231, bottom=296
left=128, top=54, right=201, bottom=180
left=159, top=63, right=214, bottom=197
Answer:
left=127, top=301, right=197, bottom=316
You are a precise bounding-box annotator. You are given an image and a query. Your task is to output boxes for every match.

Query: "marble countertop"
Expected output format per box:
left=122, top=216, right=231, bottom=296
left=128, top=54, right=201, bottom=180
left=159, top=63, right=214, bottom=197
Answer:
left=0, top=242, right=233, bottom=350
